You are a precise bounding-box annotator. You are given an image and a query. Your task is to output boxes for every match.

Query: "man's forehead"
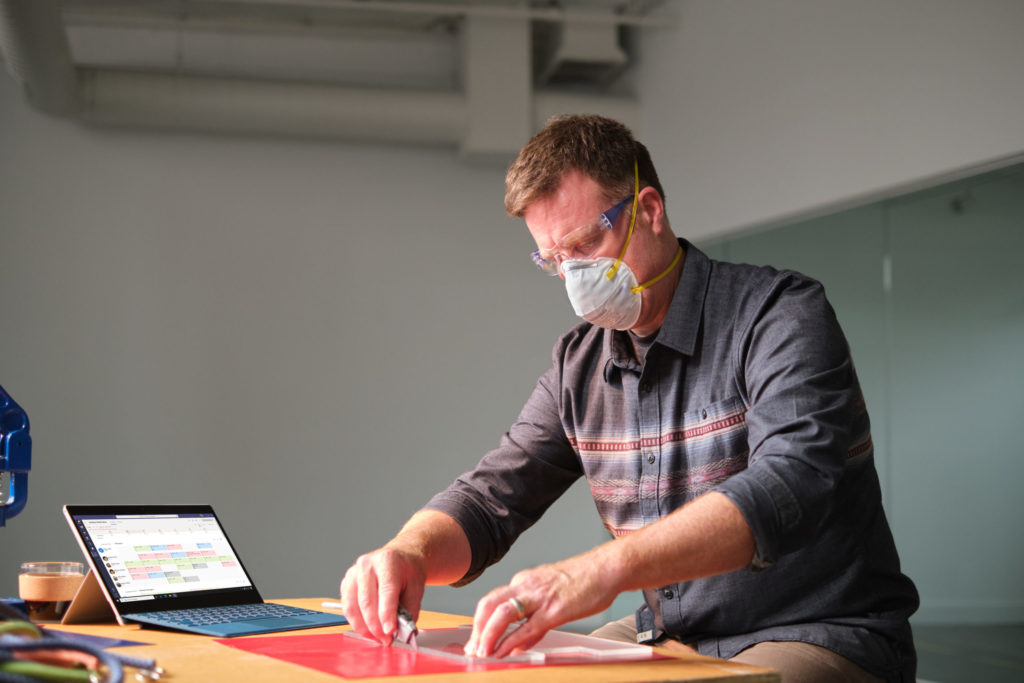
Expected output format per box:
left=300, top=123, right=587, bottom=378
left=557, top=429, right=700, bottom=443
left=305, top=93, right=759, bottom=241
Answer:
left=553, top=169, right=607, bottom=200
left=525, top=171, right=608, bottom=224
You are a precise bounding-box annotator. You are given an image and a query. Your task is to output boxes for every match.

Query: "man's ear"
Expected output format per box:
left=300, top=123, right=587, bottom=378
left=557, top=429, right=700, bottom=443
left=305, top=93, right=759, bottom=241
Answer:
left=637, top=186, right=666, bottom=235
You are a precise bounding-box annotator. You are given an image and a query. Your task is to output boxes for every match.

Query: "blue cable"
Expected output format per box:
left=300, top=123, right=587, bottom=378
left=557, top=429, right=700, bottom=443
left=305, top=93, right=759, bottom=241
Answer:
left=0, top=631, right=161, bottom=683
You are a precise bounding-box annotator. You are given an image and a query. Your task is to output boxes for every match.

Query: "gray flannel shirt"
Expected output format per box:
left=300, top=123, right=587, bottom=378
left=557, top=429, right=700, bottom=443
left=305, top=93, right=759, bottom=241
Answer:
left=425, top=240, right=918, bottom=681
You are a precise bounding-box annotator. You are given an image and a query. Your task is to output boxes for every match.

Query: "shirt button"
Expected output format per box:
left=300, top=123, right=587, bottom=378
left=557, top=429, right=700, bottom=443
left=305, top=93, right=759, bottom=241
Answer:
left=702, top=409, right=708, bottom=419
left=647, top=454, right=655, bottom=464
left=662, top=589, right=674, bottom=599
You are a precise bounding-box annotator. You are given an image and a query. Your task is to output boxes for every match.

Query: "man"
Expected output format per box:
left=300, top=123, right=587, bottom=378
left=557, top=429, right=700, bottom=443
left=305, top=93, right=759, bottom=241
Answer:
left=340, top=115, right=918, bottom=682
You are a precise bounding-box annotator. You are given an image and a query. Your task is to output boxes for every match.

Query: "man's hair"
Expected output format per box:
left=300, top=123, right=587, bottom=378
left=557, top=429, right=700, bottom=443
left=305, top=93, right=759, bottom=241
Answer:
left=505, top=114, right=665, bottom=217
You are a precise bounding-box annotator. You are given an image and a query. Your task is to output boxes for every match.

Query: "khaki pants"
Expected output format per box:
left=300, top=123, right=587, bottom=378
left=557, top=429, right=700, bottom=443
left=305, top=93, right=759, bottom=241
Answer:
left=589, top=615, right=883, bottom=683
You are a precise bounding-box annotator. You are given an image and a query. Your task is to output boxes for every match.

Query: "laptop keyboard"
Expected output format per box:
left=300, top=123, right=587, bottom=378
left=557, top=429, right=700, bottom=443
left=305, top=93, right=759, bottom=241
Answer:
left=138, top=603, right=320, bottom=627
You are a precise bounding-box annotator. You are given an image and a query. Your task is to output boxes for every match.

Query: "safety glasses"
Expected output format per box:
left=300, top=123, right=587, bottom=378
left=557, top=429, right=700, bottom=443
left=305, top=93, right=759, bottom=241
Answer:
left=530, top=195, right=634, bottom=275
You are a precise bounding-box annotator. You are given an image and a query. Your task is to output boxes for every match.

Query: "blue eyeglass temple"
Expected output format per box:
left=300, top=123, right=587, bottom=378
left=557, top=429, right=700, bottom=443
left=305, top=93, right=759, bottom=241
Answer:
left=597, top=196, right=634, bottom=231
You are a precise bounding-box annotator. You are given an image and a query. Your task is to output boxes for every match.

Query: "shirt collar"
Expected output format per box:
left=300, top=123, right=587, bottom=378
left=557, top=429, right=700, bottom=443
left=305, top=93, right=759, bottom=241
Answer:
left=603, top=332, right=642, bottom=379
left=601, top=238, right=710, bottom=381
left=656, top=238, right=710, bottom=357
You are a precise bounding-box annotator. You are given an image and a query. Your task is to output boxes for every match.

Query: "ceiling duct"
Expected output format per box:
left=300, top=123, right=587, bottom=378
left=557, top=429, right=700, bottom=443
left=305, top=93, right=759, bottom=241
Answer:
left=535, top=17, right=628, bottom=86
left=0, top=0, right=667, bottom=157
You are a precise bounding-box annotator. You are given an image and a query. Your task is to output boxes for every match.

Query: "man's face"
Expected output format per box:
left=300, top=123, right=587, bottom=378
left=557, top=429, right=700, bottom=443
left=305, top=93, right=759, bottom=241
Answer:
left=522, top=170, right=678, bottom=337
left=524, top=170, right=629, bottom=279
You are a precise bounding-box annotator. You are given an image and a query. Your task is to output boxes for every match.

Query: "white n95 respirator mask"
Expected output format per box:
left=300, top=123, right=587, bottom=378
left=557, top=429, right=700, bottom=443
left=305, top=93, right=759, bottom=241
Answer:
left=562, top=257, right=643, bottom=330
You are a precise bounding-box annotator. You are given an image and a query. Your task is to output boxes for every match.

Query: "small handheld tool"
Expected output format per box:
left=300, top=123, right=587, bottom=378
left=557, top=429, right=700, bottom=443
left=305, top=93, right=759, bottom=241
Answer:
left=395, top=606, right=418, bottom=650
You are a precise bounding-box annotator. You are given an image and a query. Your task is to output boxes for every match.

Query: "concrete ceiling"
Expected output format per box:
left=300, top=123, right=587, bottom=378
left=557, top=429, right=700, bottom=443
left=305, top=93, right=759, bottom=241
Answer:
left=1, top=0, right=672, bottom=157
left=58, top=0, right=668, bottom=88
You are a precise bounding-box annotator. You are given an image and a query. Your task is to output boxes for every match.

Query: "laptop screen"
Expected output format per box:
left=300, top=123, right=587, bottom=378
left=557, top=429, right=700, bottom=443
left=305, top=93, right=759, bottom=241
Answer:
left=65, top=505, right=263, bottom=614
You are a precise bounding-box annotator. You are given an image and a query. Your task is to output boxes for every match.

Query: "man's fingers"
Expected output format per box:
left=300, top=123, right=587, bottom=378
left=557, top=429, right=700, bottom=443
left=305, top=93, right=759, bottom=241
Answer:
left=375, top=565, right=402, bottom=641
left=355, top=565, right=386, bottom=642
left=347, top=553, right=391, bottom=644
left=401, top=580, right=426, bottom=623
left=464, top=589, right=504, bottom=656
left=466, top=590, right=530, bottom=658
left=340, top=568, right=369, bottom=637
left=493, top=618, right=547, bottom=659
left=476, top=597, right=528, bottom=657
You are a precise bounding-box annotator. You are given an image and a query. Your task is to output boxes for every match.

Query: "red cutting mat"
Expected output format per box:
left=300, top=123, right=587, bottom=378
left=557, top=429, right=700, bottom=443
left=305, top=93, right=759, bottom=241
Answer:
left=217, top=629, right=664, bottom=679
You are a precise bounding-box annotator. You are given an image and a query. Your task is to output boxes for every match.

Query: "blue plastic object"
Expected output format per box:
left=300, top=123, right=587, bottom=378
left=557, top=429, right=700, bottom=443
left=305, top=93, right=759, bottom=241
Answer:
left=0, top=597, right=28, bottom=618
left=0, top=384, right=31, bottom=526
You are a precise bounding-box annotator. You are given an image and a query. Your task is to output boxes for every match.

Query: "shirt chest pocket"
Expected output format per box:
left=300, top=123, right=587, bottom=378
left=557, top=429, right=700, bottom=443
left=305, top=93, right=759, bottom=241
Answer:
left=661, top=395, right=750, bottom=503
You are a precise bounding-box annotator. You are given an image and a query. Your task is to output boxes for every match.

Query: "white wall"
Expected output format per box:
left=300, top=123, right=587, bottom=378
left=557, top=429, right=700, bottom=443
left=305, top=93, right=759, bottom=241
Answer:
left=3, top=0, right=1024, bottom=628
left=637, top=0, right=1024, bottom=241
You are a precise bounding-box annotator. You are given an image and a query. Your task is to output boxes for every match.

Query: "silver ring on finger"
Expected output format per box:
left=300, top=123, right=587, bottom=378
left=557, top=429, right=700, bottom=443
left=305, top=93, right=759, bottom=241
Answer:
left=508, top=596, right=527, bottom=620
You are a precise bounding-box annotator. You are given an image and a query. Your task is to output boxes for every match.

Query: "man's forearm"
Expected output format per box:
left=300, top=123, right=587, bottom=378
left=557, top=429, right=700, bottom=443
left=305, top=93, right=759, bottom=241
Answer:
left=387, top=509, right=473, bottom=586
left=588, top=491, right=755, bottom=594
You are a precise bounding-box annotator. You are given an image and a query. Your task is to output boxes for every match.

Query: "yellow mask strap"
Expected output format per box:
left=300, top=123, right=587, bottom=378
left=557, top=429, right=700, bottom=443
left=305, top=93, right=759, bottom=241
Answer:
left=630, top=245, right=682, bottom=294
left=605, top=158, right=640, bottom=280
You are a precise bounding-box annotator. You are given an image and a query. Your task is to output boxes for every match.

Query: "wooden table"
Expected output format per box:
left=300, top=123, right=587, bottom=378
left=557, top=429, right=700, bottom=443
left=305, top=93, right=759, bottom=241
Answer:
left=46, top=598, right=779, bottom=682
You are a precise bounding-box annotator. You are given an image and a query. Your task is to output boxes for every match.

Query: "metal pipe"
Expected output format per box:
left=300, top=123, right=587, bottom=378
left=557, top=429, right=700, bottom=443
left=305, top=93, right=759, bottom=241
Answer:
left=202, top=0, right=673, bottom=27
left=76, top=68, right=638, bottom=150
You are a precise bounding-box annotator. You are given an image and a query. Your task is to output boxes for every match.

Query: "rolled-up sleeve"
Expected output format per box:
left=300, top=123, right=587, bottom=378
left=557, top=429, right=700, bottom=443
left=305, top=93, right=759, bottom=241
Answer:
left=713, top=272, right=863, bottom=568
left=423, top=360, right=582, bottom=585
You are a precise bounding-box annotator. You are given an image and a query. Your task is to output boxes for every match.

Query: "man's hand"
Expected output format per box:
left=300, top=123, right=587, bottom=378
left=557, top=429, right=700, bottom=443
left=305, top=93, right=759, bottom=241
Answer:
left=340, top=544, right=427, bottom=646
left=462, top=492, right=755, bottom=659
left=463, top=555, right=617, bottom=659
left=338, top=510, right=473, bottom=646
